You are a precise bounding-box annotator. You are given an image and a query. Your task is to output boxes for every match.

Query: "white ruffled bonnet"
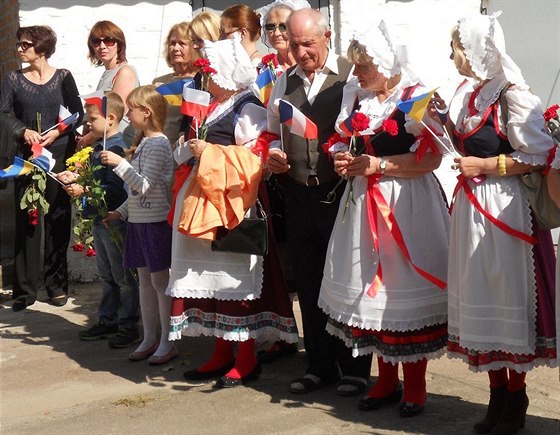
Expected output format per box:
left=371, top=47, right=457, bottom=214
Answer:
left=202, top=36, right=256, bottom=91
left=257, top=0, right=311, bottom=48
left=351, top=20, right=401, bottom=79
left=457, top=12, right=526, bottom=86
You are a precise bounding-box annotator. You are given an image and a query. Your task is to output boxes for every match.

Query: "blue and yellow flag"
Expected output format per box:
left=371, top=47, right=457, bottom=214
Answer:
left=396, top=88, right=437, bottom=122
left=156, top=78, right=194, bottom=106
left=255, top=69, right=275, bottom=106
left=0, top=157, right=35, bottom=178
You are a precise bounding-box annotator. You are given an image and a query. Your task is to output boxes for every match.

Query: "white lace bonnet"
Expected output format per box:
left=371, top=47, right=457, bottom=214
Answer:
left=202, top=36, right=256, bottom=91
left=351, top=20, right=402, bottom=79
left=257, top=0, right=311, bottom=47
left=457, top=12, right=526, bottom=86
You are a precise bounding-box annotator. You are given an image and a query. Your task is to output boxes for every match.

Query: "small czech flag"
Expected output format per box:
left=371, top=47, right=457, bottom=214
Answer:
left=30, top=143, right=56, bottom=172
left=278, top=100, right=318, bottom=139
left=80, top=90, right=107, bottom=117
left=182, top=87, right=210, bottom=122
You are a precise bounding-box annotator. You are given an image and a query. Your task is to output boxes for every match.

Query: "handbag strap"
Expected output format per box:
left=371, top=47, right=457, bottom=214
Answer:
left=254, top=198, right=267, bottom=219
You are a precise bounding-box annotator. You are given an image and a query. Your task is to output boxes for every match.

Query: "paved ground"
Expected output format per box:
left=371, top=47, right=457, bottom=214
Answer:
left=0, top=282, right=559, bottom=435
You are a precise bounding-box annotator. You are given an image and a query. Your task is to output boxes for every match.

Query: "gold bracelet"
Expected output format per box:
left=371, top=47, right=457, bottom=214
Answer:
left=497, top=154, right=507, bottom=176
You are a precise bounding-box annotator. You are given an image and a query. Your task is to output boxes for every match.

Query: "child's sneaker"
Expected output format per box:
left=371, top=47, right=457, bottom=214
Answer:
left=108, top=327, right=141, bottom=349
left=79, top=322, right=118, bottom=341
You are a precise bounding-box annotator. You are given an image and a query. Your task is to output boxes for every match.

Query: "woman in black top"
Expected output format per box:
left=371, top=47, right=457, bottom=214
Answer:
left=0, top=25, right=84, bottom=311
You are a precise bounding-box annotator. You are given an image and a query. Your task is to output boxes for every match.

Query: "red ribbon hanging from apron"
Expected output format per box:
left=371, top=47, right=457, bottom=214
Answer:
left=450, top=174, right=537, bottom=245
left=364, top=175, right=447, bottom=297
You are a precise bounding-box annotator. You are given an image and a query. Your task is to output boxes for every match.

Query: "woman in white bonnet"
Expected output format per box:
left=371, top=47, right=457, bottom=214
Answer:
left=166, top=37, right=298, bottom=388
left=439, top=12, right=557, bottom=435
left=318, top=20, right=450, bottom=417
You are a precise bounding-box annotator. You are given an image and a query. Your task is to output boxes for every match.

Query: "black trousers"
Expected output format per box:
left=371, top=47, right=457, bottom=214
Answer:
left=286, top=179, right=372, bottom=379
left=12, top=141, right=72, bottom=303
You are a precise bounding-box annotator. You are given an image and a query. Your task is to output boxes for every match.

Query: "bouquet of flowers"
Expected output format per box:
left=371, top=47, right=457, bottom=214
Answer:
left=66, top=146, right=109, bottom=257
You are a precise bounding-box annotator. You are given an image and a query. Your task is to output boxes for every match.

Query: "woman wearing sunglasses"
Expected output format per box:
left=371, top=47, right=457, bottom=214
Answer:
left=258, top=0, right=310, bottom=72
left=80, top=20, right=140, bottom=148
left=0, top=25, right=84, bottom=311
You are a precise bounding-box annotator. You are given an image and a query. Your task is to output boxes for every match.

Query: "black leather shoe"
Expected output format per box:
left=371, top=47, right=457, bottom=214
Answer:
left=214, top=363, right=262, bottom=388
left=399, top=401, right=425, bottom=418
left=358, top=383, right=403, bottom=411
left=183, top=360, right=235, bottom=381
left=12, top=299, right=28, bottom=312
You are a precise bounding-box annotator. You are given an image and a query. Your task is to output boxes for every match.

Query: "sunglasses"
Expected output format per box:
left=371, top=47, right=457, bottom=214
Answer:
left=264, top=23, right=287, bottom=33
left=16, top=41, right=35, bottom=51
left=90, top=37, right=117, bottom=48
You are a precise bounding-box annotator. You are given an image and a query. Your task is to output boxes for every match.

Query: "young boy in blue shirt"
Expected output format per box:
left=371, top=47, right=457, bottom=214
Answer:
left=59, top=92, right=139, bottom=348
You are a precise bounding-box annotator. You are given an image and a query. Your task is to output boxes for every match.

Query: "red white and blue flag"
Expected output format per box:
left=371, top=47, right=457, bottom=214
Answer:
left=278, top=100, right=318, bottom=139
left=181, top=87, right=210, bottom=121
left=30, top=143, right=56, bottom=172
left=80, top=90, right=107, bottom=117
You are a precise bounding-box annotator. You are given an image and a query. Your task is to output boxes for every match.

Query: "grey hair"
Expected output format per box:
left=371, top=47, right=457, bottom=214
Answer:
left=287, top=8, right=329, bottom=35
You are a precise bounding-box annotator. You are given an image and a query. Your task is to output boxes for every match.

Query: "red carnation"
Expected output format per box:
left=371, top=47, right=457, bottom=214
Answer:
left=86, top=247, right=96, bottom=257
left=262, top=53, right=278, bottom=68
left=72, top=243, right=85, bottom=252
left=28, top=209, right=39, bottom=226
left=382, top=119, right=399, bottom=136
left=351, top=112, right=370, bottom=133
left=202, top=66, right=217, bottom=75
left=544, top=104, right=559, bottom=122
left=193, top=58, right=210, bottom=69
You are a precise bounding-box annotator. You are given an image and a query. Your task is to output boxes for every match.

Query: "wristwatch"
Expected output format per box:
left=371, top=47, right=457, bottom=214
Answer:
left=378, top=158, right=387, bottom=174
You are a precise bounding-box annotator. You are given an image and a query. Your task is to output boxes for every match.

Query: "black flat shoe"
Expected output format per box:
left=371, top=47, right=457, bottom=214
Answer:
left=183, top=360, right=235, bottom=381
left=213, top=363, right=262, bottom=388
left=399, top=401, right=425, bottom=418
left=358, top=383, right=403, bottom=411
left=12, top=299, right=27, bottom=312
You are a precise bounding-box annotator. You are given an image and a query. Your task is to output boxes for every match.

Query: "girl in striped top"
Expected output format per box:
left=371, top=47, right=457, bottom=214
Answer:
left=101, top=85, right=176, bottom=365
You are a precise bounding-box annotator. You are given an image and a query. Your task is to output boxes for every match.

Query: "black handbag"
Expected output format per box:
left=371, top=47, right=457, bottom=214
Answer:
left=211, top=199, right=268, bottom=256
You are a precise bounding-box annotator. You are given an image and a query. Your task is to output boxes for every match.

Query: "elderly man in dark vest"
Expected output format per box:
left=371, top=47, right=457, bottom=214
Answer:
left=266, top=8, right=372, bottom=396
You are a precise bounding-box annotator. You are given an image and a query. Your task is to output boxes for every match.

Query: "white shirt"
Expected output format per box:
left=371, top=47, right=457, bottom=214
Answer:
left=267, top=51, right=350, bottom=149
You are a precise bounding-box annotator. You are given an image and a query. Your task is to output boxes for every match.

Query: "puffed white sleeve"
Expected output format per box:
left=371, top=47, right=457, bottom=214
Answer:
left=234, top=102, right=268, bottom=148
left=504, top=87, right=554, bottom=165
left=334, top=77, right=362, bottom=136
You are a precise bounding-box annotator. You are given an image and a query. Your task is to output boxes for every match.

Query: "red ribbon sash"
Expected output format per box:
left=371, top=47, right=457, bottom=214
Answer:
left=450, top=175, right=537, bottom=245
left=364, top=175, right=447, bottom=297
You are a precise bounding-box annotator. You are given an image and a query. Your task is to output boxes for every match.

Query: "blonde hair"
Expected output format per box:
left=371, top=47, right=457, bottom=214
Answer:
left=85, top=91, right=125, bottom=122
left=163, top=22, right=197, bottom=70
left=188, top=11, right=220, bottom=43
left=346, top=39, right=373, bottom=65
left=451, top=25, right=479, bottom=80
left=125, top=85, right=167, bottom=156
